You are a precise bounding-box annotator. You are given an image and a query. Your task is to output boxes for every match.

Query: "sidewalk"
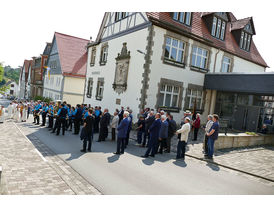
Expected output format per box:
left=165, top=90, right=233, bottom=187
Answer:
left=131, top=129, right=274, bottom=186
left=0, top=121, right=100, bottom=195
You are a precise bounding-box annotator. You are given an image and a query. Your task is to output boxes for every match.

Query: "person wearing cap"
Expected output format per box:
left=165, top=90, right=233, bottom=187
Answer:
left=176, top=117, right=191, bottom=160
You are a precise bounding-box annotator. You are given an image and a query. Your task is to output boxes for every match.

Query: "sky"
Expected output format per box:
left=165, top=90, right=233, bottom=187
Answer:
left=0, top=0, right=273, bottom=72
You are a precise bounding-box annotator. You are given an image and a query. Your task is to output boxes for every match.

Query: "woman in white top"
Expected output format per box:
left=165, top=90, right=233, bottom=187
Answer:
left=7, top=103, right=13, bottom=119
left=176, top=117, right=191, bottom=159
left=111, top=112, right=119, bottom=141
left=22, top=105, right=28, bottom=122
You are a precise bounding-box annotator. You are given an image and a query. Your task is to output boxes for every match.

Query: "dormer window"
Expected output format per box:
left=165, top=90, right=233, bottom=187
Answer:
left=115, top=12, right=129, bottom=22
left=211, top=16, right=226, bottom=40
left=172, top=12, right=192, bottom=26
left=240, top=31, right=252, bottom=51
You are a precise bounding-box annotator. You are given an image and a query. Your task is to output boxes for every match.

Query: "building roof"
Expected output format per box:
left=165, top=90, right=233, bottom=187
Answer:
left=54, top=32, right=89, bottom=77
left=146, top=12, right=267, bottom=68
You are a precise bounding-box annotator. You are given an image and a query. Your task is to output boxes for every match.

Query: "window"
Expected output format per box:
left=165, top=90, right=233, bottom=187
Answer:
left=86, top=78, right=93, bottom=98
left=11, top=84, right=14, bottom=88
left=90, top=47, right=96, bottom=66
left=115, top=12, right=129, bottom=21
left=221, top=56, right=231, bottom=73
left=172, top=12, right=192, bottom=26
left=159, top=84, right=180, bottom=107
left=211, top=16, right=226, bottom=40
left=50, top=76, right=54, bottom=85
left=100, top=45, right=108, bottom=65
left=240, top=31, right=252, bottom=51
left=191, top=46, right=209, bottom=70
left=185, top=88, right=203, bottom=110
left=164, top=37, right=185, bottom=65
left=96, top=78, right=104, bottom=100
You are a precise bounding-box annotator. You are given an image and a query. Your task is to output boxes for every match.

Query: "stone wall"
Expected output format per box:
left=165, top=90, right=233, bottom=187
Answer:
left=215, top=133, right=274, bottom=150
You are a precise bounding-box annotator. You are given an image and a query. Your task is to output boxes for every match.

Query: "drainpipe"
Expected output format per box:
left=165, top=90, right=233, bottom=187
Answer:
left=213, top=49, right=220, bottom=73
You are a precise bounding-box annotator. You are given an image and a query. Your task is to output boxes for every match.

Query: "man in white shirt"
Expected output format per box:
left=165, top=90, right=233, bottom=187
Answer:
left=111, top=111, right=119, bottom=141
left=176, top=117, right=191, bottom=160
left=203, top=115, right=214, bottom=155
left=7, top=103, right=13, bottom=119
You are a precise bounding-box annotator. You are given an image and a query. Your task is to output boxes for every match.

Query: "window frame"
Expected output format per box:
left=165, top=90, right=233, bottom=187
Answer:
left=90, top=47, right=96, bottom=66
left=115, top=12, right=129, bottom=22
left=221, top=56, right=231, bottom=73
left=96, top=78, right=104, bottom=101
left=164, top=36, right=186, bottom=66
left=99, top=44, right=108, bottom=65
left=184, top=88, right=204, bottom=111
left=172, top=12, right=192, bottom=26
left=211, top=15, right=227, bottom=40
left=190, top=46, right=209, bottom=70
left=86, top=78, right=93, bottom=98
left=240, top=30, right=252, bottom=52
left=159, top=84, right=180, bottom=108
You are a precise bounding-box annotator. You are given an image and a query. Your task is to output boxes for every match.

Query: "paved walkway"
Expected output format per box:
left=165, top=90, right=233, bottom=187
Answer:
left=131, top=129, right=274, bottom=186
left=0, top=121, right=100, bottom=195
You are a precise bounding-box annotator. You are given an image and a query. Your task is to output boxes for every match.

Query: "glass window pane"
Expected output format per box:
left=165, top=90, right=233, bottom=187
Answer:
left=173, top=12, right=178, bottom=20
left=172, top=95, right=178, bottom=107
left=185, top=13, right=191, bottom=25
left=197, top=99, right=202, bottom=109
left=159, top=93, right=165, bottom=106
left=179, top=41, right=184, bottom=49
left=177, top=50, right=183, bottom=63
left=167, top=85, right=172, bottom=92
left=165, top=46, right=170, bottom=58
left=240, top=32, right=244, bottom=48
left=191, top=53, right=196, bottom=66
left=165, top=94, right=171, bottom=107
left=220, top=21, right=226, bottom=40
left=171, top=48, right=177, bottom=60
left=198, top=48, right=203, bottom=55
left=174, top=86, right=179, bottom=93
left=187, top=88, right=191, bottom=95
left=203, top=49, right=208, bottom=57
left=196, top=55, right=201, bottom=67
left=166, top=37, right=171, bottom=45
left=172, top=39, right=178, bottom=47
left=185, top=97, right=190, bottom=109
left=179, top=12, right=185, bottom=23
left=211, top=17, right=217, bottom=36
left=160, top=84, right=165, bottom=92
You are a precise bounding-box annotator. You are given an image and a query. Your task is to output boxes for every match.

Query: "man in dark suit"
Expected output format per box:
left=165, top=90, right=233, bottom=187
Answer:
left=74, top=104, right=82, bottom=135
left=56, top=104, right=68, bottom=136
left=118, top=106, right=124, bottom=124
left=141, top=113, right=161, bottom=158
left=98, top=108, right=110, bottom=142
left=114, top=111, right=130, bottom=155
left=143, top=111, right=155, bottom=147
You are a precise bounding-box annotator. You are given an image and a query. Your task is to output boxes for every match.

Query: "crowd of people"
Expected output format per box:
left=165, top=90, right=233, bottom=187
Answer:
left=2, top=100, right=220, bottom=160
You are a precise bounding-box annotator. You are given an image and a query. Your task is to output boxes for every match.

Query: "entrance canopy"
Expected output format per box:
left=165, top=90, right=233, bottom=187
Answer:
left=204, top=73, right=274, bottom=95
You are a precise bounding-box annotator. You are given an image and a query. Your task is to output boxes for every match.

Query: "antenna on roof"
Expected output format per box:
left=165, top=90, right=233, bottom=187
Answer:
left=90, top=36, right=92, bottom=43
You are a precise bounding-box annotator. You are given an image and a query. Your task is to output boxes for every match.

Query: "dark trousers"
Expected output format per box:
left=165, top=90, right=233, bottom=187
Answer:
left=143, top=130, right=150, bottom=146
left=94, top=118, right=100, bottom=133
left=68, top=118, right=73, bottom=130
left=137, top=130, right=145, bottom=144
left=204, top=135, right=209, bottom=154
left=98, top=126, right=108, bottom=141
left=48, top=116, right=53, bottom=128
left=57, top=118, right=66, bottom=135
left=74, top=119, right=80, bottom=134
left=125, top=129, right=131, bottom=146
left=166, top=135, right=173, bottom=152
left=41, top=112, right=47, bottom=126
left=34, top=113, right=39, bottom=124
left=111, top=128, right=116, bottom=141
left=83, top=132, right=93, bottom=151
left=145, top=138, right=158, bottom=157
left=158, top=138, right=167, bottom=153
left=116, top=137, right=125, bottom=154
left=193, top=128, right=199, bottom=140
left=176, top=140, right=186, bottom=159
left=207, top=137, right=215, bottom=158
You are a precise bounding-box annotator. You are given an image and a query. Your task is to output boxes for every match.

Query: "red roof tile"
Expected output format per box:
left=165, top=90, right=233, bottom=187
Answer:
left=146, top=12, right=267, bottom=68
left=55, top=32, right=89, bottom=77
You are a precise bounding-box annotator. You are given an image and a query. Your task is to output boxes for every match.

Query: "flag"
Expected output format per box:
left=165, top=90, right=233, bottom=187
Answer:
left=44, top=66, right=51, bottom=80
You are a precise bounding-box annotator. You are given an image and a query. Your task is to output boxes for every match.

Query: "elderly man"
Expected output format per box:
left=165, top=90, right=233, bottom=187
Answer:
left=205, top=114, right=220, bottom=160
left=143, top=110, right=155, bottom=147
left=158, top=115, right=169, bottom=154
left=111, top=111, right=119, bottom=141
left=141, top=113, right=161, bottom=158
left=203, top=115, right=214, bottom=155
left=176, top=117, right=191, bottom=160
left=114, top=111, right=130, bottom=155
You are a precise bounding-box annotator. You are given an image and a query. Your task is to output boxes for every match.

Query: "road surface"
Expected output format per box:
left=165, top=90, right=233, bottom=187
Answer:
left=17, top=119, right=274, bottom=195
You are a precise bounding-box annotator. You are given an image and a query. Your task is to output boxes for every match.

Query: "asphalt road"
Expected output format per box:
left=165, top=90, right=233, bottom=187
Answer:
left=17, top=118, right=274, bottom=195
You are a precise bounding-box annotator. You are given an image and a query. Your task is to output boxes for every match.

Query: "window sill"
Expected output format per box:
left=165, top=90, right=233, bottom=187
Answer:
left=99, top=61, right=106, bottom=66
left=163, top=58, right=185, bottom=68
left=158, top=106, right=180, bottom=113
left=190, top=66, right=209, bottom=73
left=86, top=95, right=91, bottom=98
left=90, top=63, right=95, bottom=67
left=96, top=97, right=102, bottom=101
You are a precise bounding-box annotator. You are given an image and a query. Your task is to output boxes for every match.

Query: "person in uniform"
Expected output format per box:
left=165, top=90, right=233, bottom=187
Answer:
left=98, top=108, right=110, bottom=142
left=47, top=102, right=54, bottom=130
left=55, top=104, right=68, bottom=136
left=113, top=111, right=130, bottom=155
left=73, top=104, right=82, bottom=135
left=41, top=103, right=49, bottom=126
left=80, top=109, right=94, bottom=152
left=141, top=113, right=161, bottom=158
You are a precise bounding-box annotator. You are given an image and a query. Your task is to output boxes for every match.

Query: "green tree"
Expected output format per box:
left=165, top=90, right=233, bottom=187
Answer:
left=0, top=62, right=4, bottom=82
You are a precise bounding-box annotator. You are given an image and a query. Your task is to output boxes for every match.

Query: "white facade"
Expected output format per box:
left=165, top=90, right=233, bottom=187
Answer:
left=5, top=82, right=19, bottom=97
left=43, top=74, right=63, bottom=101
left=84, top=12, right=267, bottom=124
left=18, top=65, right=26, bottom=99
